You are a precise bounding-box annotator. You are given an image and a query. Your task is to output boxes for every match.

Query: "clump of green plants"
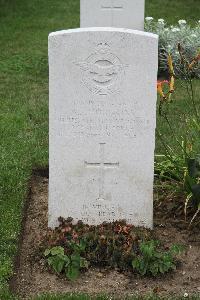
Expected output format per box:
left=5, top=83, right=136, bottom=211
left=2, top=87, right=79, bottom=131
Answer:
left=41, top=218, right=184, bottom=280
left=132, top=240, right=184, bottom=276
left=44, top=240, right=89, bottom=281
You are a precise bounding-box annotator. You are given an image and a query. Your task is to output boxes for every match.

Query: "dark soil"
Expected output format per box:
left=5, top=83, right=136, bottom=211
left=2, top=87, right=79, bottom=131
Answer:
left=10, top=172, right=200, bottom=299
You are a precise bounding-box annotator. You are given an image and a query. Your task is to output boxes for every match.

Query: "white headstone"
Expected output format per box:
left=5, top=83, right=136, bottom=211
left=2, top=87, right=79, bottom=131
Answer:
left=49, top=28, right=158, bottom=229
left=80, top=0, right=145, bottom=30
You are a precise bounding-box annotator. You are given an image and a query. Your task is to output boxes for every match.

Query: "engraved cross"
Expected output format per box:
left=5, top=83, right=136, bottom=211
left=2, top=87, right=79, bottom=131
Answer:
left=85, top=143, right=119, bottom=200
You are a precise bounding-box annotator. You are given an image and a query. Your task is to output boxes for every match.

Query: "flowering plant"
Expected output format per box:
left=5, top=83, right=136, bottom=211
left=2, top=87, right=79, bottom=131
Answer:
left=156, top=47, right=200, bottom=225
left=145, top=18, right=200, bottom=78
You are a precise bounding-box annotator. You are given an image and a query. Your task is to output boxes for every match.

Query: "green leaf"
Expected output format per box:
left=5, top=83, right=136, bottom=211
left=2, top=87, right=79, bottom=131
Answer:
left=170, top=244, right=185, bottom=255
left=71, top=253, right=81, bottom=266
left=47, top=255, right=65, bottom=273
left=79, top=239, right=86, bottom=251
left=68, top=241, right=80, bottom=252
left=132, top=258, right=140, bottom=270
left=47, top=256, right=54, bottom=266
left=65, top=265, right=80, bottom=281
left=63, top=255, right=70, bottom=267
left=50, top=246, right=65, bottom=256
left=69, top=239, right=86, bottom=253
left=149, top=263, right=158, bottom=276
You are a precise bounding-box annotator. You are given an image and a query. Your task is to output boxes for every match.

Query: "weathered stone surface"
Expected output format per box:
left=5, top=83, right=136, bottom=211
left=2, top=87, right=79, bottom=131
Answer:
left=80, top=0, right=145, bottom=30
left=49, top=28, right=158, bottom=228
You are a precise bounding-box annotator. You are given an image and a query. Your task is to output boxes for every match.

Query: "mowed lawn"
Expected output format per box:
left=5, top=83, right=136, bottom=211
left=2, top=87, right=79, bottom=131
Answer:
left=0, top=0, right=200, bottom=299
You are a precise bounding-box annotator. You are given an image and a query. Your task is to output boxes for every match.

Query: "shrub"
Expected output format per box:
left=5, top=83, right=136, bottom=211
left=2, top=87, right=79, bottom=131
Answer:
left=145, top=18, right=200, bottom=78
left=44, top=243, right=89, bottom=281
left=132, top=240, right=184, bottom=276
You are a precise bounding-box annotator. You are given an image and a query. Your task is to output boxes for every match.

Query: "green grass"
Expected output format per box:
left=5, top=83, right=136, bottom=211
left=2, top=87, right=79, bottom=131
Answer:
left=0, top=293, right=200, bottom=300
left=156, top=79, right=200, bottom=154
left=145, top=0, right=200, bottom=25
left=0, top=0, right=199, bottom=299
left=32, top=294, right=200, bottom=300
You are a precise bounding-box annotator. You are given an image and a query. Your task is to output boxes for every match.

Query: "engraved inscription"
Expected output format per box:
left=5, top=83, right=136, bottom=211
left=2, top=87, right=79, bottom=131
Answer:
left=57, top=103, right=151, bottom=139
left=75, top=43, right=127, bottom=95
left=80, top=203, right=142, bottom=225
left=81, top=203, right=117, bottom=223
left=85, top=143, right=119, bottom=200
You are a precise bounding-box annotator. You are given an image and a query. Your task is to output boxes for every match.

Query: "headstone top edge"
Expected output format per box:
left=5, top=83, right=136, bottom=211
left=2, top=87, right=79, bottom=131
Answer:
left=48, top=28, right=158, bottom=40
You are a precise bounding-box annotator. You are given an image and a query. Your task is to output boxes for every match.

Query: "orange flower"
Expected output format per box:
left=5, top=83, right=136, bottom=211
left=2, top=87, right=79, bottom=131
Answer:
left=157, top=77, right=175, bottom=102
left=157, top=80, right=169, bottom=99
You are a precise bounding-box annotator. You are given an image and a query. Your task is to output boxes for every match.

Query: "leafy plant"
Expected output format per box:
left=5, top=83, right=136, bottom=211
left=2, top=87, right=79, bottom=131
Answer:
left=44, top=246, right=69, bottom=274
left=41, top=218, right=185, bottom=280
left=44, top=242, right=89, bottom=281
left=132, top=240, right=184, bottom=276
left=145, top=17, right=200, bottom=78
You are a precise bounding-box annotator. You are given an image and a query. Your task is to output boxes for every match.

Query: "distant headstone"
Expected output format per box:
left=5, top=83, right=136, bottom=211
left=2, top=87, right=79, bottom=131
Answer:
left=49, top=28, right=158, bottom=229
left=80, top=0, right=145, bottom=30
